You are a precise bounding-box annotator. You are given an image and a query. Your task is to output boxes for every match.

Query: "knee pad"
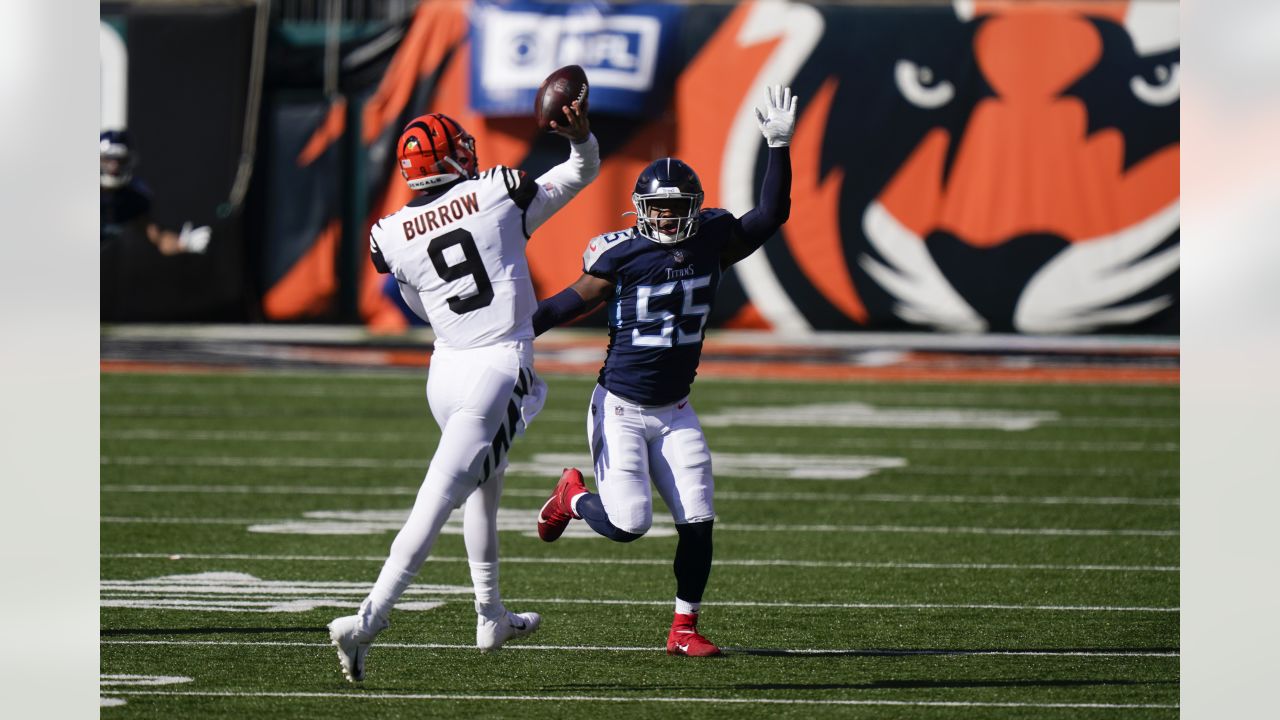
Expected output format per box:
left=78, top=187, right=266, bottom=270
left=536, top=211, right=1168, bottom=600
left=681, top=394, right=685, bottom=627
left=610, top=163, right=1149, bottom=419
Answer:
left=607, top=497, right=653, bottom=536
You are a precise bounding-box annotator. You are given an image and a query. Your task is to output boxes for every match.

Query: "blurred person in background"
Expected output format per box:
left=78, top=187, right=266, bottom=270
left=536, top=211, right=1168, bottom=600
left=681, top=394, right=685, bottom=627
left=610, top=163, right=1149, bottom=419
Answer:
left=531, top=86, right=797, bottom=657
left=327, top=100, right=600, bottom=681
left=100, top=129, right=210, bottom=255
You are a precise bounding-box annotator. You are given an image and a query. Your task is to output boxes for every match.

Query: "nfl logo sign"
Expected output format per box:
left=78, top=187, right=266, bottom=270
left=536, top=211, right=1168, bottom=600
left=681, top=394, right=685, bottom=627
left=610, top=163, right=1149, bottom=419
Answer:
left=672, top=249, right=685, bottom=263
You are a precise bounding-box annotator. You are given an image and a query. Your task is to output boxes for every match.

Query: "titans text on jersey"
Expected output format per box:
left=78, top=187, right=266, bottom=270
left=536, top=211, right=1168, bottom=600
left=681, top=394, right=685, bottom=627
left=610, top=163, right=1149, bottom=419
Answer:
left=584, top=210, right=739, bottom=406
left=531, top=87, right=799, bottom=660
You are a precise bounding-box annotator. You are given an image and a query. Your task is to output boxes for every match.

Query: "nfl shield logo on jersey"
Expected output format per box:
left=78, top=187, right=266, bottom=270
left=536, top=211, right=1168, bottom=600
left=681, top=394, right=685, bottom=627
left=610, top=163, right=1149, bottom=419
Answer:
left=671, top=249, right=685, bottom=264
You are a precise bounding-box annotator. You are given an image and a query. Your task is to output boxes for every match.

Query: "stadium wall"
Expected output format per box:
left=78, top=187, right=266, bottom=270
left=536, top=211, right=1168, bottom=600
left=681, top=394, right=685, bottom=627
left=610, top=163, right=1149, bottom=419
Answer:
left=100, top=1, right=256, bottom=321
left=104, top=0, right=1179, bottom=335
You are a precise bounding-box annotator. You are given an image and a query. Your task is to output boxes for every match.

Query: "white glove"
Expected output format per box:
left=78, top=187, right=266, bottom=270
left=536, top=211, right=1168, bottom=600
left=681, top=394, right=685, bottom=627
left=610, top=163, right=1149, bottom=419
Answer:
left=177, top=222, right=212, bottom=254
left=754, top=85, right=798, bottom=148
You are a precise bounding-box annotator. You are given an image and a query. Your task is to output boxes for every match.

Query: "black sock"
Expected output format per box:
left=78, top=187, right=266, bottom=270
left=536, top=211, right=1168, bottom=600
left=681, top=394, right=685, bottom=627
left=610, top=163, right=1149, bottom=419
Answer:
left=674, top=520, right=714, bottom=604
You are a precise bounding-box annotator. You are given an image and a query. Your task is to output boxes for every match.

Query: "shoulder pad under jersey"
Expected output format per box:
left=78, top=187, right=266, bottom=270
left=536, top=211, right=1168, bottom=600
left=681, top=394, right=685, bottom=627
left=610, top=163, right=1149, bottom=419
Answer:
left=582, top=229, right=633, bottom=274
left=699, top=208, right=733, bottom=225
left=481, top=165, right=537, bottom=210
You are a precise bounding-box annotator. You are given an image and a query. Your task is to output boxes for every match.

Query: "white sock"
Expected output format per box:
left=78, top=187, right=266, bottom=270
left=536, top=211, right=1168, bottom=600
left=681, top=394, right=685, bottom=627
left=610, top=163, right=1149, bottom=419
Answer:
left=675, top=597, right=701, bottom=616
left=358, top=566, right=416, bottom=634
left=470, top=561, right=504, bottom=619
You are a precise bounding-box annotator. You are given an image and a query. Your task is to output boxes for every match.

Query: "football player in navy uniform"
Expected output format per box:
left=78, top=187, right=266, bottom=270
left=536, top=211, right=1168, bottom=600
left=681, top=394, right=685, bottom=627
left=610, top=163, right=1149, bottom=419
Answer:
left=327, top=102, right=599, bottom=681
left=100, top=129, right=211, bottom=254
left=532, top=86, right=797, bottom=656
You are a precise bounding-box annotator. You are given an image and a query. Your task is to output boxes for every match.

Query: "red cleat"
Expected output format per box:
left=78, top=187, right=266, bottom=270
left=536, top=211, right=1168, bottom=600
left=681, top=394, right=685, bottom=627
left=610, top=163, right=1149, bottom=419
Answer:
left=666, top=612, right=722, bottom=657
left=537, top=468, right=586, bottom=542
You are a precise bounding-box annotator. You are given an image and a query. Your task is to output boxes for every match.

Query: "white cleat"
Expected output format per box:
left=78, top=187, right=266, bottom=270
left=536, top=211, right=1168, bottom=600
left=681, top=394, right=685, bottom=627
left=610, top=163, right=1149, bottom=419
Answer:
left=476, top=610, right=542, bottom=652
left=327, top=615, right=385, bottom=682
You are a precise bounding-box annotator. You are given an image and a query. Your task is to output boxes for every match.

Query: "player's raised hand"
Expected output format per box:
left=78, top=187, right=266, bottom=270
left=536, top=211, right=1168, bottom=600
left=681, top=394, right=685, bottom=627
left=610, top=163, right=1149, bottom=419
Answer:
left=549, top=100, right=591, bottom=143
left=754, top=85, right=798, bottom=148
left=177, top=222, right=212, bottom=254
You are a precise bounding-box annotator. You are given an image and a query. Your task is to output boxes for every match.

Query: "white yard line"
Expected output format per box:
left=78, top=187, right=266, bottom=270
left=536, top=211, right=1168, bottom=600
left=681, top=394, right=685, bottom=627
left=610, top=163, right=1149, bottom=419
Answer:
left=884, top=465, right=1177, bottom=478
left=106, top=484, right=419, bottom=496
left=102, top=456, right=429, bottom=469
left=101, top=382, right=1179, bottom=408
left=103, top=517, right=262, bottom=525
left=717, top=523, right=1177, bottom=537
left=96, top=688, right=1178, bottom=709
left=100, top=455, right=1180, bottom=472
left=99, top=516, right=1178, bottom=538
left=101, top=483, right=1178, bottom=507
left=100, top=429, right=1175, bottom=452
left=498, top=598, right=1177, bottom=612
left=98, top=639, right=1180, bottom=658
left=101, top=552, right=1179, bottom=573
left=96, top=591, right=1174, bottom=612
left=713, top=436, right=1177, bottom=453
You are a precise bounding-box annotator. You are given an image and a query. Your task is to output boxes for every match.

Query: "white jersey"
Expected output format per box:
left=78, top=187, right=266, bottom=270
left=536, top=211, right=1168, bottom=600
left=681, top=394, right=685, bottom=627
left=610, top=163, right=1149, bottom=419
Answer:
left=371, top=135, right=600, bottom=349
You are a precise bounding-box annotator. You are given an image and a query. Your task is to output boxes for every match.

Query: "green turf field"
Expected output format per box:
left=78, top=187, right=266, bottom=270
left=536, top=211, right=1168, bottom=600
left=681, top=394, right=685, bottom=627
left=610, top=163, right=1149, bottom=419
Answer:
left=100, top=370, right=1178, bottom=718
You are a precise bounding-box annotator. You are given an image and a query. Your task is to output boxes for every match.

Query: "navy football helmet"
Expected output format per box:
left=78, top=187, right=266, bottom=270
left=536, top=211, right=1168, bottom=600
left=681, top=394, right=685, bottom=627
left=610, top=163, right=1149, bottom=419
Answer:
left=100, top=129, right=136, bottom=189
left=632, top=158, right=703, bottom=245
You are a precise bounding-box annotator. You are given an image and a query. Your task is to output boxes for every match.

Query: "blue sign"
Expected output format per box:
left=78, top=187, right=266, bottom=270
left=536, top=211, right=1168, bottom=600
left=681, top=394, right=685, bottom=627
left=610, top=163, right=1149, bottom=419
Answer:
left=470, top=0, right=683, bottom=117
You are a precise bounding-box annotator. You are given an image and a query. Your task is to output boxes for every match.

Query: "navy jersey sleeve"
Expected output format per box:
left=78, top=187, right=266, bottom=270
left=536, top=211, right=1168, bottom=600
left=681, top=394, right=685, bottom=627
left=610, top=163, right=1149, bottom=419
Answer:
left=720, top=146, right=792, bottom=267
left=698, top=209, right=735, bottom=250
left=120, top=183, right=152, bottom=223
left=103, top=182, right=152, bottom=225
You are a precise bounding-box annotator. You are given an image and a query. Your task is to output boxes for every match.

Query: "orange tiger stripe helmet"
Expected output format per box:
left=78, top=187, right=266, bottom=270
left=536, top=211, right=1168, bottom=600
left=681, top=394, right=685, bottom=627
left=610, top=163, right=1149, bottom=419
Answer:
left=397, top=113, right=478, bottom=191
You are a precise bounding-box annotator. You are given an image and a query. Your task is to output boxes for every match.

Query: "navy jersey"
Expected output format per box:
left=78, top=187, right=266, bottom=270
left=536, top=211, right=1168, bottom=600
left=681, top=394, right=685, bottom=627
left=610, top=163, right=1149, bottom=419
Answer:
left=583, top=209, right=743, bottom=406
left=100, top=180, right=152, bottom=240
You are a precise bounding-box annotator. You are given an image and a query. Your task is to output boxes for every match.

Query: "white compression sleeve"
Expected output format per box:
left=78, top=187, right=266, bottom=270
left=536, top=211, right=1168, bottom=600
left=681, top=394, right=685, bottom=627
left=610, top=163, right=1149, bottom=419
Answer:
left=525, top=133, right=600, bottom=234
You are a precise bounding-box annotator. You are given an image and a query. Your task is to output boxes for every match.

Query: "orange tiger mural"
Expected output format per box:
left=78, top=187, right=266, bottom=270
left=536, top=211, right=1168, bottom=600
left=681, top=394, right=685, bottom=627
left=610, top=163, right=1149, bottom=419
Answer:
left=341, top=0, right=1177, bottom=334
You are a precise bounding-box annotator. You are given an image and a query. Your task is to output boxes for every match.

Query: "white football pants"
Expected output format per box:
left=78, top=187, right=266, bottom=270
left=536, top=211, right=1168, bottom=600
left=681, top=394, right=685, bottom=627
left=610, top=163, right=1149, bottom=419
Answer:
left=358, top=340, right=546, bottom=628
left=587, top=384, right=715, bottom=535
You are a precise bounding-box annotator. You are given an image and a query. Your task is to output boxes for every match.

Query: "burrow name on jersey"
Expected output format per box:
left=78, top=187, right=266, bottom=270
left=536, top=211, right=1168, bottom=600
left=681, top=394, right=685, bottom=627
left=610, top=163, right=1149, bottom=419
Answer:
left=403, top=192, right=480, bottom=241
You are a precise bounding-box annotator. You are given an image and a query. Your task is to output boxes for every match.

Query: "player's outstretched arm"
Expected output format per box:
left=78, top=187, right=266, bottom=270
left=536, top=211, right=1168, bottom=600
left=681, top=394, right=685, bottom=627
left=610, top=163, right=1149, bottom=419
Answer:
left=722, top=86, right=797, bottom=266
left=532, top=273, right=614, bottom=336
left=526, top=100, right=601, bottom=234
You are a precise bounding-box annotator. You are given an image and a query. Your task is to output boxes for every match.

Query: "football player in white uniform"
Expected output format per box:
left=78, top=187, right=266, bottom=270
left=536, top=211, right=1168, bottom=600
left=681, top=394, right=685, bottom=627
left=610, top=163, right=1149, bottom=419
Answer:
left=328, top=104, right=599, bottom=681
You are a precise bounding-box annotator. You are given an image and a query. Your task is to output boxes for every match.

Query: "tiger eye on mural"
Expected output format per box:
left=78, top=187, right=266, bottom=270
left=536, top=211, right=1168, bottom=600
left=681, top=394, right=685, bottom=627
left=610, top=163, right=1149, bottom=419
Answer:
left=261, top=0, right=1178, bottom=335
left=760, top=0, right=1179, bottom=333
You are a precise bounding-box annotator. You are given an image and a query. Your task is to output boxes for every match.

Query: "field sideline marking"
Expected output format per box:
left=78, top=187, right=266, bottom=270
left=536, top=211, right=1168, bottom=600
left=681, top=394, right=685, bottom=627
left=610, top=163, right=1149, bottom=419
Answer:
left=99, top=639, right=1179, bottom=658
left=96, top=688, right=1178, bottom=710
left=101, top=483, right=1179, bottom=507
left=99, top=516, right=1177, bottom=538
left=102, top=552, right=1179, bottom=573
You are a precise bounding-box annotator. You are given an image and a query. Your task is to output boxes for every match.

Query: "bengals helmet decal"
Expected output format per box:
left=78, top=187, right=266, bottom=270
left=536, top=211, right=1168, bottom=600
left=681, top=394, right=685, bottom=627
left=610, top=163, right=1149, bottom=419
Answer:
left=397, top=113, right=479, bottom=191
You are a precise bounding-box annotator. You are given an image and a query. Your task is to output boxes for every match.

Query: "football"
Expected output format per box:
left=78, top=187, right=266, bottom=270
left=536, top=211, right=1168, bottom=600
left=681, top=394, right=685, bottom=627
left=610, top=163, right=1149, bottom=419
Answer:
left=534, top=64, right=589, bottom=132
